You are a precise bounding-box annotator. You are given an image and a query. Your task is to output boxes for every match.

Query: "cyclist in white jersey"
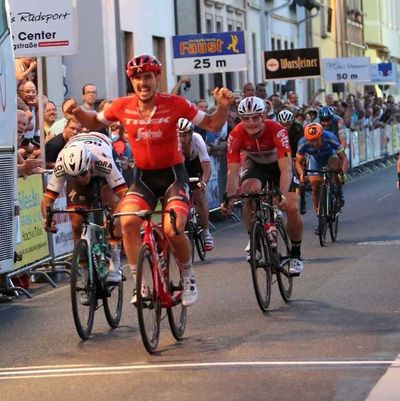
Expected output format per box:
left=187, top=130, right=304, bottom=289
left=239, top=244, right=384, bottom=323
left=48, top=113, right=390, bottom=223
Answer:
left=41, top=132, right=128, bottom=289
left=178, top=118, right=214, bottom=251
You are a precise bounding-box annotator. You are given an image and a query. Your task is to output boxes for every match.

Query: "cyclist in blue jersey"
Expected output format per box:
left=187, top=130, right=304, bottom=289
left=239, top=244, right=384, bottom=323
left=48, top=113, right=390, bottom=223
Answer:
left=295, top=123, right=348, bottom=234
left=318, top=106, right=347, bottom=148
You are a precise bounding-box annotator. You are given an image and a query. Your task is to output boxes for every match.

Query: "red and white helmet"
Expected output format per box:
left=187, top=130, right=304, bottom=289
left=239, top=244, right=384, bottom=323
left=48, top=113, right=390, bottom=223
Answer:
left=237, top=96, right=266, bottom=116
left=126, top=54, right=162, bottom=78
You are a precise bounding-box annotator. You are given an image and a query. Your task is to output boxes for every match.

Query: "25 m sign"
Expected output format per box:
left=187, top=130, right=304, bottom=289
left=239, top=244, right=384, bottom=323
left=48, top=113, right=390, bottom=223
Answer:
left=172, top=31, right=247, bottom=75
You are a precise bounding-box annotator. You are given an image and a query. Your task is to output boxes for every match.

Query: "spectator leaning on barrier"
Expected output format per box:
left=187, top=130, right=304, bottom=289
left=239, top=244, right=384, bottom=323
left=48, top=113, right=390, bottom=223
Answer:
left=45, top=118, right=82, bottom=169
left=81, top=83, right=98, bottom=112
left=44, top=100, right=57, bottom=142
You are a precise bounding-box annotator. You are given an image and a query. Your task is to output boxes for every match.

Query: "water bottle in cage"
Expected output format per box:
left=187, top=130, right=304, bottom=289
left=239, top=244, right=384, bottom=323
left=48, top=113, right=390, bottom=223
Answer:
left=265, top=222, right=277, bottom=248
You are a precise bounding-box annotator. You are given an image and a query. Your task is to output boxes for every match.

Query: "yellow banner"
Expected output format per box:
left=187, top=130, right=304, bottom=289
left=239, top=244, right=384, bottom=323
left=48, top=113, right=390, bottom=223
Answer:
left=15, top=175, right=50, bottom=269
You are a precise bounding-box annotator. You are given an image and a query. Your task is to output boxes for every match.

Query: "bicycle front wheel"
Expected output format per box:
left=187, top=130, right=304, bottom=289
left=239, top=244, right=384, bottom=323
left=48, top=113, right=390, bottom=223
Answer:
left=329, top=190, right=340, bottom=242
left=275, top=220, right=293, bottom=302
left=194, top=223, right=206, bottom=261
left=166, top=248, right=187, bottom=340
left=250, top=221, right=272, bottom=312
left=318, top=186, right=328, bottom=247
left=103, top=278, right=123, bottom=329
left=137, top=244, right=161, bottom=354
left=70, top=239, right=96, bottom=340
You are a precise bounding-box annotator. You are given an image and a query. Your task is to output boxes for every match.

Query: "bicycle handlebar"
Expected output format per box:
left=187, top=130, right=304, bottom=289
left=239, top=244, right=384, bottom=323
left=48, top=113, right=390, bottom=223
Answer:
left=113, top=208, right=180, bottom=236
left=223, top=187, right=282, bottom=206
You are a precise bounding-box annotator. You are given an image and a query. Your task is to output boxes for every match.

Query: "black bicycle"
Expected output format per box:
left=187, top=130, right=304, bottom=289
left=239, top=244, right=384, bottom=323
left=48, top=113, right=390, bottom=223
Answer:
left=46, top=186, right=124, bottom=340
left=305, top=168, right=343, bottom=247
left=224, top=188, right=292, bottom=312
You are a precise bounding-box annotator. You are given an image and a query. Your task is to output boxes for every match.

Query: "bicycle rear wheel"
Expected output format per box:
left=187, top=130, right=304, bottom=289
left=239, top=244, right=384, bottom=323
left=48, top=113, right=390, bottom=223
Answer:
left=275, top=220, right=293, bottom=302
left=103, top=275, right=123, bottom=329
left=250, top=221, right=272, bottom=312
left=318, top=186, right=328, bottom=247
left=70, top=239, right=96, bottom=340
left=136, top=244, right=161, bottom=354
left=167, top=248, right=187, bottom=340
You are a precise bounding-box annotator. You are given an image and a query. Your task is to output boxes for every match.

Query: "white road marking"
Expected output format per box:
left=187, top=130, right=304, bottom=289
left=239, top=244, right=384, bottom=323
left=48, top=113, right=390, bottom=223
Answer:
left=357, top=240, right=400, bottom=246
left=377, top=193, right=392, bottom=202
left=0, top=360, right=399, bottom=380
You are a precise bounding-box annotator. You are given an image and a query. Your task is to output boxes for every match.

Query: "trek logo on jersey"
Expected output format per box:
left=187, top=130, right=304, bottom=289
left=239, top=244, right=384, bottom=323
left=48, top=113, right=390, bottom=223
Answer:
left=124, top=117, right=171, bottom=126
left=136, top=127, right=163, bottom=141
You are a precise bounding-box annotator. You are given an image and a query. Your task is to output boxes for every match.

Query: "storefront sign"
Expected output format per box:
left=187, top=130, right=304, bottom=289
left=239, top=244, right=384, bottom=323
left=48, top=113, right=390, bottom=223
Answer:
left=263, top=47, right=320, bottom=80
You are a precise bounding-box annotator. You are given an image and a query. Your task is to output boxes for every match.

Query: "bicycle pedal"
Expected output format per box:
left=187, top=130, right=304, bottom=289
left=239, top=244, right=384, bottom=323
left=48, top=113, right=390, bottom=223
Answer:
left=289, top=272, right=301, bottom=278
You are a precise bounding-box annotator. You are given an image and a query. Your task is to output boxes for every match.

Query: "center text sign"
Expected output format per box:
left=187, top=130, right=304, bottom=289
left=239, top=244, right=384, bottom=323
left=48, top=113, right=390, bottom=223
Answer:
left=172, top=31, right=247, bottom=75
left=10, top=0, right=77, bottom=57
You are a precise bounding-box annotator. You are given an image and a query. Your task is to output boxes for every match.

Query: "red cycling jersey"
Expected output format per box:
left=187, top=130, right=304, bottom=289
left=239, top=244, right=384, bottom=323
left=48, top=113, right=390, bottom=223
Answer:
left=100, top=93, right=201, bottom=170
left=227, top=119, right=291, bottom=164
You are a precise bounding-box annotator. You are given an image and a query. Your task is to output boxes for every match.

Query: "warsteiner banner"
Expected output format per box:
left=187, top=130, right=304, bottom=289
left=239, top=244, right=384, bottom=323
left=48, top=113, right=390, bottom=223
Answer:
left=263, top=47, right=320, bottom=80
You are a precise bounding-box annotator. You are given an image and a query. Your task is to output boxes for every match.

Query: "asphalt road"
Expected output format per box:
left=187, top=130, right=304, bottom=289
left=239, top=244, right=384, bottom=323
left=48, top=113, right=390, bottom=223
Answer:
left=1, top=165, right=400, bottom=401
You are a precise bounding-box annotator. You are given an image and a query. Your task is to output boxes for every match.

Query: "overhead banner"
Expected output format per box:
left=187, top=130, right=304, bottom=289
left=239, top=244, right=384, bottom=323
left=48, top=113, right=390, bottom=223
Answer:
left=370, top=62, right=397, bottom=84
left=323, top=57, right=371, bottom=83
left=9, top=0, right=78, bottom=57
left=263, top=47, right=320, bottom=80
left=172, top=31, right=247, bottom=75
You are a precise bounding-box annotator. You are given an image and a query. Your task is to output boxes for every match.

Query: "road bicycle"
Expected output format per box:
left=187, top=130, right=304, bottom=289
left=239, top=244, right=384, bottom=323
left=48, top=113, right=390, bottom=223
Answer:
left=305, top=168, right=343, bottom=247
left=186, top=177, right=206, bottom=262
left=46, top=192, right=124, bottom=340
left=224, top=187, right=293, bottom=312
left=114, top=208, right=186, bottom=354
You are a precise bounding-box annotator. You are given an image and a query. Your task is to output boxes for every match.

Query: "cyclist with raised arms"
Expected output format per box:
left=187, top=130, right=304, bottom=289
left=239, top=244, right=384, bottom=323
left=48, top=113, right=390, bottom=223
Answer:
left=295, top=123, right=348, bottom=234
left=178, top=117, right=214, bottom=251
left=64, top=54, right=234, bottom=306
left=41, top=132, right=128, bottom=293
left=220, top=96, right=304, bottom=275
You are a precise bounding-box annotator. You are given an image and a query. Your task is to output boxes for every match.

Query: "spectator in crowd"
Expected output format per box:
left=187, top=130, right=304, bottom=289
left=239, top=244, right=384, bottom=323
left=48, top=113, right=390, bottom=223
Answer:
left=287, top=91, right=301, bottom=113
left=325, top=93, right=335, bottom=107
left=44, top=100, right=58, bottom=142
left=15, top=57, right=37, bottom=84
left=50, top=98, right=78, bottom=136
left=171, top=76, right=191, bottom=95
left=360, top=106, right=374, bottom=130
left=195, top=99, right=209, bottom=140
left=255, top=82, right=267, bottom=101
left=268, top=93, right=281, bottom=118
left=81, top=84, right=98, bottom=111
left=45, top=118, right=82, bottom=168
left=17, top=80, right=39, bottom=140
left=305, top=108, right=319, bottom=125
left=17, top=110, right=43, bottom=177
left=111, top=122, right=132, bottom=171
left=241, top=82, right=255, bottom=98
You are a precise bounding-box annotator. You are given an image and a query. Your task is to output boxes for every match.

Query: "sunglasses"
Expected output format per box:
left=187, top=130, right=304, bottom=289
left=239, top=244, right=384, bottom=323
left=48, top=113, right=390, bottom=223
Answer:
left=241, top=114, right=263, bottom=122
left=78, top=170, right=89, bottom=177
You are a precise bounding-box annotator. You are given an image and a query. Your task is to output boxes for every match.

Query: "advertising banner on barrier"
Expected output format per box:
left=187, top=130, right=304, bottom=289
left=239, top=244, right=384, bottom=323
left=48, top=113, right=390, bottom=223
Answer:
left=350, top=131, right=360, bottom=167
left=358, top=130, right=367, bottom=163
left=43, top=174, right=74, bottom=257
left=365, top=128, right=374, bottom=160
left=391, top=124, right=400, bottom=152
left=15, top=175, right=50, bottom=269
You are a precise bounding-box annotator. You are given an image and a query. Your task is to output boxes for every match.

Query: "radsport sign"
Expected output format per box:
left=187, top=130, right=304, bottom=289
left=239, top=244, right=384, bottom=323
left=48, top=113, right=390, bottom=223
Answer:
left=172, top=31, right=247, bottom=75
left=9, top=0, right=77, bottom=57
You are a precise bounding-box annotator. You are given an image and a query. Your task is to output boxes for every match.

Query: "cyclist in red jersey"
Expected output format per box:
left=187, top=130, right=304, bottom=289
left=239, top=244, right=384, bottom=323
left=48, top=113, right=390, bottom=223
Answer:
left=220, top=96, right=304, bottom=275
left=64, top=54, right=234, bottom=306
